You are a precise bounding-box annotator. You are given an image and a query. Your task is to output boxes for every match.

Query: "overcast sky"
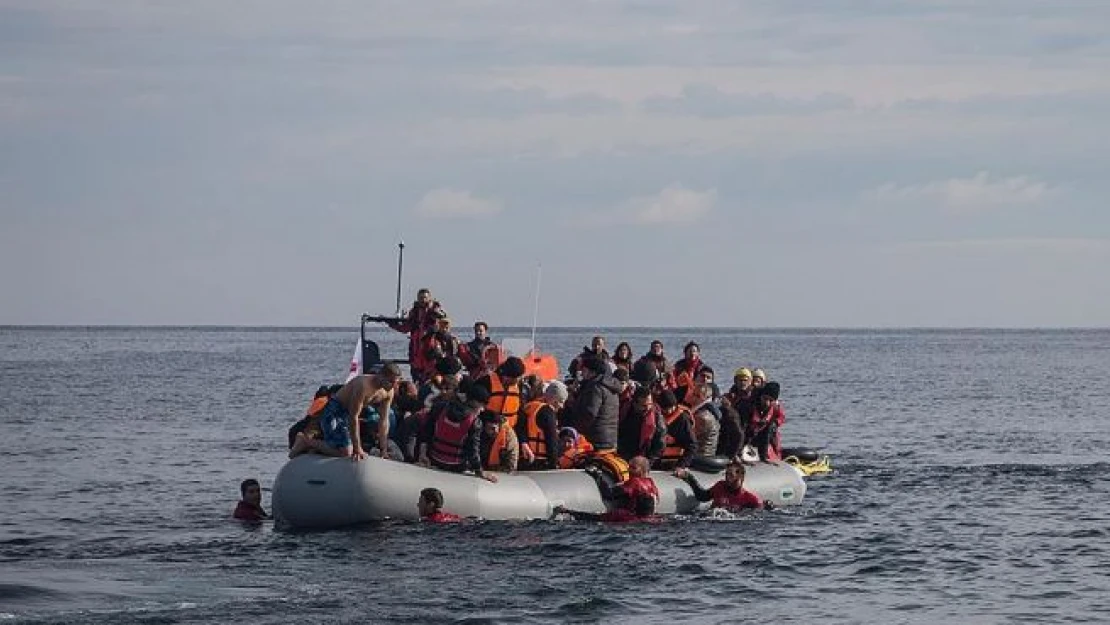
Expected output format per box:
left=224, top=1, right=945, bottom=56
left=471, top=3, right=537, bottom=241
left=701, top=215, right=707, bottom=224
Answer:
left=2, top=1, right=1109, bottom=327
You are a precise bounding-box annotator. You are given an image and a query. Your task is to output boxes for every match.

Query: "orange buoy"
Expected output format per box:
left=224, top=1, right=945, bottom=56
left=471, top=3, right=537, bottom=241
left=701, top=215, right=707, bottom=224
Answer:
left=522, top=351, right=560, bottom=382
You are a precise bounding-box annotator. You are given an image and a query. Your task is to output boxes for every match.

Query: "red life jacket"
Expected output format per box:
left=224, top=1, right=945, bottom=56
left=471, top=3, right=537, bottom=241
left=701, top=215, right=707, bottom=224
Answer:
left=709, top=482, right=763, bottom=510
left=618, top=476, right=660, bottom=512
left=423, top=511, right=462, bottom=523
left=429, top=404, right=479, bottom=467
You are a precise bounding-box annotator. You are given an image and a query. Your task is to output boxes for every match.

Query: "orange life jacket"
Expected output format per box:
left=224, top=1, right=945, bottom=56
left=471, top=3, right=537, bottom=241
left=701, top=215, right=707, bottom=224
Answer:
left=487, top=373, right=522, bottom=428
left=485, top=425, right=511, bottom=470
left=557, top=436, right=594, bottom=469
left=661, top=405, right=693, bottom=462
left=306, top=396, right=329, bottom=417
left=522, top=400, right=551, bottom=460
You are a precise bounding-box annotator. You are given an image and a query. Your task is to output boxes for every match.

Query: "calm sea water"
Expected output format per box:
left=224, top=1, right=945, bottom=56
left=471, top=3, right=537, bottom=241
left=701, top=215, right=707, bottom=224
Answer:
left=1, top=326, right=1108, bottom=624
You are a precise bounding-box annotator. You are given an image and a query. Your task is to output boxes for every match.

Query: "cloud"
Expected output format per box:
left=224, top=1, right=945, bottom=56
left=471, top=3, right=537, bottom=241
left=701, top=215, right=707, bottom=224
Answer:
left=412, top=189, right=502, bottom=219
left=866, top=172, right=1052, bottom=211
left=642, top=83, right=855, bottom=118
left=615, top=184, right=717, bottom=225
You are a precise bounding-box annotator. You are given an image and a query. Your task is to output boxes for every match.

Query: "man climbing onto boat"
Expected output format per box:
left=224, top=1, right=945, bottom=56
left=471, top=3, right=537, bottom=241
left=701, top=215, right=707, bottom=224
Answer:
left=557, top=456, right=660, bottom=522
left=675, top=457, right=772, bottom=511
left=288, top=363, right=402, bottom=461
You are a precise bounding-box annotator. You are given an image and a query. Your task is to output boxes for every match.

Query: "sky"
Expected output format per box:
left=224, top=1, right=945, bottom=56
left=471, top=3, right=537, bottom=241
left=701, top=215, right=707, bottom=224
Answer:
left=2, top=1, right=1109, bottom=328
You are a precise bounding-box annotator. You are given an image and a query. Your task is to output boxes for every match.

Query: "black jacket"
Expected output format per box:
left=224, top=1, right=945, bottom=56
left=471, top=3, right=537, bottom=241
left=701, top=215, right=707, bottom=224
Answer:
left=574, top=373, right=622, bottom=450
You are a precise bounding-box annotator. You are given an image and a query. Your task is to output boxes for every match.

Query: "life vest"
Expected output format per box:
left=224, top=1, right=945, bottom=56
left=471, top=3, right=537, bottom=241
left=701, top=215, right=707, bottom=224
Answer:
left=423, top=511, right=462, bottom=523
left=306, top=395, right=329, bottom=417
left=673, top=360, right=700, bottom=394
left=484, top=425, right=511, bottom=470
left=709, top=483, right=763, bottom=510
left=557, top=436, right=594, bottom=469
left=616, top=476, right=660, bottom=513
left=660, top=406, right=693, bottom=462
left=429, top=404, right=479, bottom=467
left=487, top=373, right=522, bottom=428
left=522, top=400, right=551, bottom=460
left=587, top=449, right=630, bottom=482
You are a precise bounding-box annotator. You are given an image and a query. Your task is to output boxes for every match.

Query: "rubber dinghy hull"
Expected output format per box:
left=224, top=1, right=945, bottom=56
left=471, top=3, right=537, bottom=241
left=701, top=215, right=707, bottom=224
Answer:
left=273, top=456, right=806, bottom=529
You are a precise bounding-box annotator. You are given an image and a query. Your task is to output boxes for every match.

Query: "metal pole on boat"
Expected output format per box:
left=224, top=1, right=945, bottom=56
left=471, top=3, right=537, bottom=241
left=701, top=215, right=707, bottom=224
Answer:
left=394, top=240, right=405, bottom=317
left=530, top=263, right=542, bottom=353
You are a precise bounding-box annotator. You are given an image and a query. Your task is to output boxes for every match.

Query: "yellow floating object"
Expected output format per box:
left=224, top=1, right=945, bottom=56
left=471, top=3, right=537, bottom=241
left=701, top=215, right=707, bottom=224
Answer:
left=784, top=454, right=832, bottom=477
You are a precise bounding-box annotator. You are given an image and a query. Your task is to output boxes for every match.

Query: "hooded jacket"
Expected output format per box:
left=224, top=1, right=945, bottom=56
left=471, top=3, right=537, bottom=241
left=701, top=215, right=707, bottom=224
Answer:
left=573, top=373, right=622, bottom=450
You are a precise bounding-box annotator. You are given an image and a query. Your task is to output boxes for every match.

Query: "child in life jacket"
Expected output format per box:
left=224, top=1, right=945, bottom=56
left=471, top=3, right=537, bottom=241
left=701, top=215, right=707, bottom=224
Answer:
left=556, top=427, right=594, bottom=469
left=417, top=487, right=461, bottom=523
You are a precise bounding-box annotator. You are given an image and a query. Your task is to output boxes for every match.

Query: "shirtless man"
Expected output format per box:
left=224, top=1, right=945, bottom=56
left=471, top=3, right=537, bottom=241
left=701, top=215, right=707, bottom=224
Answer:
left=289, top=363, right=403, bottom=461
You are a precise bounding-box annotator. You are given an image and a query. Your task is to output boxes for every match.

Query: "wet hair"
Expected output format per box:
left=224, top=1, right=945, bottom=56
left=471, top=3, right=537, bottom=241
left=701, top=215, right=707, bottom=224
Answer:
left=380, top=362, right=403, bottom=380
left=240, top=478, right=260, bottom=497
left=657, top=390, right=678, bottom=409
left=420, top=487, right=444, bottom=510
left=634, top=495, right=656, bottom=517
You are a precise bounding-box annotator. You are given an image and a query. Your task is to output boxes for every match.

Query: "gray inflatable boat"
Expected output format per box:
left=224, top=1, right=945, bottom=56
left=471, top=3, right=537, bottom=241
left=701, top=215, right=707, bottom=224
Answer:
left=272, top=455, right=807, bottom=528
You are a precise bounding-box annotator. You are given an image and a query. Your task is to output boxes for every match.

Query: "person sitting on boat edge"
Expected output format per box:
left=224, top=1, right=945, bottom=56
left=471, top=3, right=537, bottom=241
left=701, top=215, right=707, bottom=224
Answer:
left=675, top=457, right=772, bottom=511
left=480, top=411, right=519, bottom=474
left=289, top=363, right=403, bottom=461
left=654, top=390, right=697, bottom=471
left=557, top=427, right=594, bottom=469
left=519, top=380, right=569, bottom=470
left=558, top=456, right=660, bottom=523
left=747, top=382, right=785, bottom=462
left=418, top=487, right=462, bottom=523
left=572, top=355, right=621, bottom=453
left=417, top=381, right=498, bottom=483
left=233, top=478, right=269, bottom=522
left=474, top=356, right=535, bottom=464
left=617, top=385, right=660, bottom=462
left=286, top=384, right=341, bottom=449
left=685, top=382, right=720, bottom=458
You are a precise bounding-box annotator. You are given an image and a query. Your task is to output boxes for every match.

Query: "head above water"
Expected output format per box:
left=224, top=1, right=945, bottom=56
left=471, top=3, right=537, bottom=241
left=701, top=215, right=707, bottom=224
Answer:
left=725, top=457, right=747, bottom=485
left=628, top=456, right=651, bottom=478
left=418, top=487, right=444, bottom=516
left=240, top=479, right=261, bottom=505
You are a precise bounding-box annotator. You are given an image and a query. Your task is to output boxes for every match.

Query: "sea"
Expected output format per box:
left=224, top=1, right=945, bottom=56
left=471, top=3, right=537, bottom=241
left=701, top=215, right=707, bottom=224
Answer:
left=1, top=326, right=1108, bottom=624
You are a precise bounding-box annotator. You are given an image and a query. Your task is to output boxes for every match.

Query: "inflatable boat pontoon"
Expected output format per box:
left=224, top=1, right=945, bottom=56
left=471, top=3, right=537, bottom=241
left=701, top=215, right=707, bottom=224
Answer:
left=272, top=455, right=807, bottom=528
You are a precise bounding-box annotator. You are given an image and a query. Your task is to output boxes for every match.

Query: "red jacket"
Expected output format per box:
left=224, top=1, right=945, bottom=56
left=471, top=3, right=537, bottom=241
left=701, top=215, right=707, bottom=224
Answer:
left=422, top=511, right=462, bottom=523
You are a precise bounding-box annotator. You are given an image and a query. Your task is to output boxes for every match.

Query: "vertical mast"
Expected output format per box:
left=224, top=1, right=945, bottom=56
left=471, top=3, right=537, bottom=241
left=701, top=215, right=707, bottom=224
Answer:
left=394, top=240, right=405, bottom=317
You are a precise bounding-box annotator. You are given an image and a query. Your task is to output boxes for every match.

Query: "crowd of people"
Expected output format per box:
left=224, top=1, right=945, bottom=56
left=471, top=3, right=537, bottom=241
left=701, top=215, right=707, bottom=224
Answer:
left=250, top=288, right=788, bottom=523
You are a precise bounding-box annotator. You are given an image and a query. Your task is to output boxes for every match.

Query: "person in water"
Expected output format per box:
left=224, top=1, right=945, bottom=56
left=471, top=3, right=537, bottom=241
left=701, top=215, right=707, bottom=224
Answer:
left=558, top=456, right=660, bottom=522
left=289, top=363, right=402, bottom=461
left=233, top=478, right=269, bottom=521
left=418, top=487, right=461, bottom=523
left=675, top=457, right=772, bottom=511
